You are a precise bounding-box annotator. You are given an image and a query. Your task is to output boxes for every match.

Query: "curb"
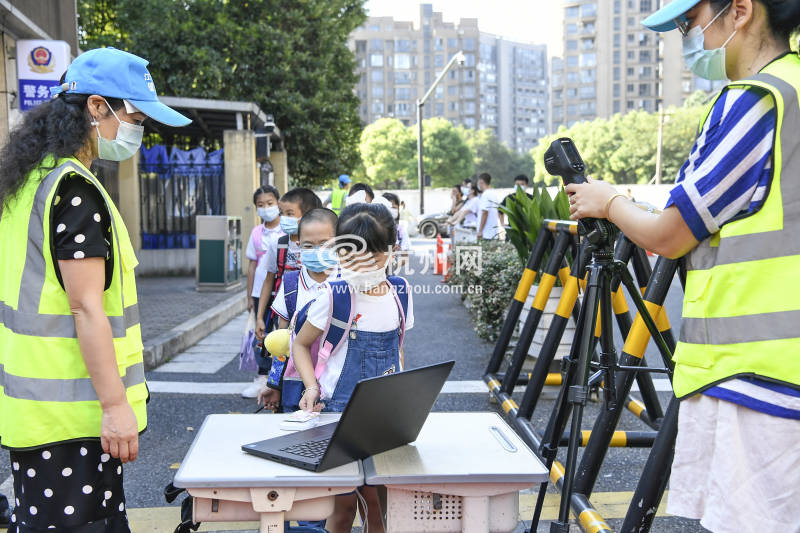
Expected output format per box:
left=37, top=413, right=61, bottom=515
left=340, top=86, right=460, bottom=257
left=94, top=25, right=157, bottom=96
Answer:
left=142, top=290, right=247, bottom=370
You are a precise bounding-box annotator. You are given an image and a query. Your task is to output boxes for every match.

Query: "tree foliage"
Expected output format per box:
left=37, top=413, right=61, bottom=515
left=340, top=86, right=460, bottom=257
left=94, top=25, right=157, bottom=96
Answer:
left=531, top=103, right=706, bottom=185
left=358, top=118, right=416, bottom=188
left=411, top=117, right=474, bottom=188
left=458, top=127, right=535, bottom=187
left=78, top=0, right=366, bottom=187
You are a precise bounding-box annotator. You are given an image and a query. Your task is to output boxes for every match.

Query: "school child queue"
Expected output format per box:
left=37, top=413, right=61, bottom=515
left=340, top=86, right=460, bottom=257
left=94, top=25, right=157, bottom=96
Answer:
left=239, top=182, right=415, bottom=533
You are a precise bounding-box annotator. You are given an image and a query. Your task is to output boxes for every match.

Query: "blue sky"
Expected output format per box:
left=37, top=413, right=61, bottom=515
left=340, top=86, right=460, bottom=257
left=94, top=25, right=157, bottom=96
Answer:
left=363, top=0, right=564, bottom=57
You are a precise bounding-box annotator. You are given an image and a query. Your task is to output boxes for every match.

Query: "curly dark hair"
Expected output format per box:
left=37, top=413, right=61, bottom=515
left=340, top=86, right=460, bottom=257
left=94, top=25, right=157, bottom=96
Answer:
left=0, top=93, right=123, bottom=206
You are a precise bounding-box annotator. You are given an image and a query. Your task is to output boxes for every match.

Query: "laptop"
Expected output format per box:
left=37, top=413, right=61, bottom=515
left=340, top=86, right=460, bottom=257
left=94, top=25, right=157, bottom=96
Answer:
left=241, top=360, right=454, bottom=472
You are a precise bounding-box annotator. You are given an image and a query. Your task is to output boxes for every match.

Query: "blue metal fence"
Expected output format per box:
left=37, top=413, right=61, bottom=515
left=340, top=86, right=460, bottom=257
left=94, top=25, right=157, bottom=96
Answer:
left=139, top=145, right=225, bottom=249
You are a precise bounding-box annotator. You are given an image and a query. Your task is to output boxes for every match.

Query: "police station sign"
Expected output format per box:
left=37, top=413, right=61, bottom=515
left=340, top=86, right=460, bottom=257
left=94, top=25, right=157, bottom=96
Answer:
left=16, top=40, right=70, bottom=111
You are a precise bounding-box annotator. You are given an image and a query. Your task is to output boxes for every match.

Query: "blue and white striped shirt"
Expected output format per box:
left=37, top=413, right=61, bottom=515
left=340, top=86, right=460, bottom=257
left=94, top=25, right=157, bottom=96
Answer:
left=666, top=85, right=800, bottom=420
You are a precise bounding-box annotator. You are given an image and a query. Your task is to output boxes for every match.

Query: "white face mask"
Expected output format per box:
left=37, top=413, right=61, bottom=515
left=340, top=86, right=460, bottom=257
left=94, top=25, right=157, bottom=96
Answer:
left=681, top=3, right=736, bottom=81
left=92, top=98, right=144, bottom=161
left=258, top=205, right=279, bottom=222
left=389, top=207, right=399, bottom=219
left=340, top=253, right=391, bottom=292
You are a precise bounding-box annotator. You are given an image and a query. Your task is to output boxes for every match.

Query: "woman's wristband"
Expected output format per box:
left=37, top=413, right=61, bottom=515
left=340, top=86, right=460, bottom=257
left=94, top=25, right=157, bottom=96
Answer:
left=604, top=193, right=627, bottom=218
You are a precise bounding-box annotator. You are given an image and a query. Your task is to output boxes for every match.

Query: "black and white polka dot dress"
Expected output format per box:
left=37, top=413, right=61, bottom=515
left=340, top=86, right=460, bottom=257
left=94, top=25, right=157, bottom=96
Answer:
left=52, top=174, right=113, bottom=290
left=7, top=174, right=126, bottom=531
left=8, top=441, right=129, bottom=532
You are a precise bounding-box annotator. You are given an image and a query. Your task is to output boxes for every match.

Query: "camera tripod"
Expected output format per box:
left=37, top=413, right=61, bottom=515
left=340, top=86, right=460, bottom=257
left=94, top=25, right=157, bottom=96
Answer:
left=530, top=139, right=676, bottom=532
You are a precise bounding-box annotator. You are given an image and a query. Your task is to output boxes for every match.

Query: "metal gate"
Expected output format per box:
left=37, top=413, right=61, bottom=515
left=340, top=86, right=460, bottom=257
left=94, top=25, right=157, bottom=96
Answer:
left=139, top=144, right=225, bottom=249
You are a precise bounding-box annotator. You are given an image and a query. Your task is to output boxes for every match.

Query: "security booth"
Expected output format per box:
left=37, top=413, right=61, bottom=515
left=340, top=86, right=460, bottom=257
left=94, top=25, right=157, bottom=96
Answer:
left=112, top=96, right=287, bottom=280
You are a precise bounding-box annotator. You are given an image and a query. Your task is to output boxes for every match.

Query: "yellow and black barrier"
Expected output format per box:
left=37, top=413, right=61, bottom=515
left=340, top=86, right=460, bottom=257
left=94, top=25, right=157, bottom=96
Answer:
left=484, top=221, right=683, bottom=533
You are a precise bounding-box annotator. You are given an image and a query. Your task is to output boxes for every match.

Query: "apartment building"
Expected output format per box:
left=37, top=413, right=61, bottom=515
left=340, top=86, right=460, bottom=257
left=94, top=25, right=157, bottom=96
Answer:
left=349, top=4, right=548, bottom=154
left=551, top=0, right=695, bottom=131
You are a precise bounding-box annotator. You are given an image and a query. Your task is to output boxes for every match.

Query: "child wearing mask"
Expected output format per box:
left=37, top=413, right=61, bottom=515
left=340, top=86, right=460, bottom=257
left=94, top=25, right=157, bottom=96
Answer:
left=256, top=208, right=339, bottom=412
left=242, top=185, right=283, bottom=398
left=255, top=188, right=322, bottom=340
left=293, top=203, right=415, bottom=533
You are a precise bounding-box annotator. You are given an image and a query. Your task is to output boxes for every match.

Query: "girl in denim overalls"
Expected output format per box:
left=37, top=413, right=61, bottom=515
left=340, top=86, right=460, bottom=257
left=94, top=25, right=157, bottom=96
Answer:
left=292, top=202, right=414, bottom=533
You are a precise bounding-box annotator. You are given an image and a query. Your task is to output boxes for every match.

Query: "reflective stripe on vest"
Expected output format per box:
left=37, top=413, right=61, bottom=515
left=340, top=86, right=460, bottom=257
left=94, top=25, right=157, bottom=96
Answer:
left=672, top=54, right=800, bottom=398
left=0, top=158, right=147, bottom=448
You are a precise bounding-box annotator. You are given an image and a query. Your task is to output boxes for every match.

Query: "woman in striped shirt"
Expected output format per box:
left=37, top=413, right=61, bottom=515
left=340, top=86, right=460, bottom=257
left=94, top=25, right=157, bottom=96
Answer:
left=566, top=1, right=800, bottom=531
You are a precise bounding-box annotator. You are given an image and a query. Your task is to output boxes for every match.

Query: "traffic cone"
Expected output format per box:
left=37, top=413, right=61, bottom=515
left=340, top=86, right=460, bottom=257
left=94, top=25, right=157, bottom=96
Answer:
left=442, top=243, right=452, bottom=282
left=434, top=235, right=443, bottom=275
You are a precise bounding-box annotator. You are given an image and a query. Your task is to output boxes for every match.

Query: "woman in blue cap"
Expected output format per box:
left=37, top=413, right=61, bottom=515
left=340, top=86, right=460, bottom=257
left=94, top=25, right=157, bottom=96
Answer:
left=0, top=47, right=189, bottom=532
left=565, top=1, right=800, bottom=531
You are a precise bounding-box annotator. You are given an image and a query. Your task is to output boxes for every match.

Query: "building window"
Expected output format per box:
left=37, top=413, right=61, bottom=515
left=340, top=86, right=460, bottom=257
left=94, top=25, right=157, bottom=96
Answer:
left=372, top=101, right=384, bottom=114
left=566, top=6, right=579, bottom=18
left=448, top=85, right=457, bottom=96
left=394, top=54, right=411, bottom=69
left=464, top=53, right=475, bottom=67
left=614, top=51, right=621, bottom=64
left=567, top=40, right=578, bottom=51
left=614, top=17, right=621, bottom=31
left=627, top=51, right=636, bottom=60
left=638, top=83, right=651, bottom=96
left=627, top=67, right=635, bottom=76
left=435, top=102, right=444, bottom=114
left=567, top=104, right=578, bottom=116
left=371, top=70, right=384, bottom=82
left=614, top=34, right=621, bottom=47
left=448, top=38, right=457, bottom=48
left=627, top=100, right=635, bottom=110
left=435, top=86, right=444, bottom=99
left=640, top=50, right=652, bottom=62
left=370, top=53, right=383, bottom=67
left=464, top=101, right=476, bottom=113
left=395, top=87, right=411, bottom=99
left=370, top=39, right=383, bottom=51
left=464, top=117, right=476, bottom=128
left=395, top=39, right=411, bottom=52
left=567, top=23, right=578, bottom=34
left=613, top=67, right=620, bottom=81
left=613, top=100, right=621, bottom=113
left=372, top=86, right=383, bottom=98
left=567, top=55, right=579, bottom=67
left=396, top=102, right=411, bottom=116
left=627, top=84, right=634, bottom=93
left=435, top=54, right=444, bottom=67
left=580, top=53, right=596, bottom=67
left=448, top=101, right=459, bottom=112
left=567, top=88, right=578, bottom=98
left=394, top=71, right=411, bottom=83
left=567, top=71, right=578, bottom=83
left=463, top=85, right=475, bottom=98
left=435, top=38, right=444, bottom=51
left=613, top=84, right=620, bottom=97
left=579, top=86, right=596, bottom=98
left=464, top=38, right=476, bottom=51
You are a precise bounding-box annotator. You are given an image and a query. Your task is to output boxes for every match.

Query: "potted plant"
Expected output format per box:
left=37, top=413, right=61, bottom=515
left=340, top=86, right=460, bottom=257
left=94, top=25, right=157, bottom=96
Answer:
left=498, top=185, right=574, bottom=365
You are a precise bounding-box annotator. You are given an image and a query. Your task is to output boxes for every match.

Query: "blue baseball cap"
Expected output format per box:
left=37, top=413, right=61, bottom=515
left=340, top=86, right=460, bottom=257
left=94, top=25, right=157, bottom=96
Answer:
left=50, top=47, right=191, bottom=127
left=641, top=0, right=702, bottom=32
left=338, top=174, right=351, bottom=184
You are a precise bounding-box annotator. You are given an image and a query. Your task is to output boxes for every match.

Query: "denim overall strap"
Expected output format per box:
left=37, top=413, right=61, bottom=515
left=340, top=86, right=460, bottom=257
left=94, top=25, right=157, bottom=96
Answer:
left=324, top=328, right=401, bottom=412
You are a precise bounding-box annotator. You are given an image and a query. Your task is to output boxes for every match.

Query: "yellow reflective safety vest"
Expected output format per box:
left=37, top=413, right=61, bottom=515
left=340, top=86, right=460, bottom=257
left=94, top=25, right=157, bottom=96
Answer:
left=0, top=156, right=147, bottom=449
left=672, top=53, right=800, bottom=398
left=330, top=188, right=347, bottom=215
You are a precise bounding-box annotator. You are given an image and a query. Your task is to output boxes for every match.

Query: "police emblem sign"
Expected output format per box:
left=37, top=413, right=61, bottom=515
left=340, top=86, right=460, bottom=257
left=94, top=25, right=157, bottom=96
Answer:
left=16, top=40, right=70, bottom=111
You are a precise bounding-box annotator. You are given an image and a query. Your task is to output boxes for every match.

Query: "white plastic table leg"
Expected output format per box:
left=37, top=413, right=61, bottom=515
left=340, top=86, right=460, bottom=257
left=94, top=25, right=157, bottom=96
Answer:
left=461, top=495, right=490, bottom=533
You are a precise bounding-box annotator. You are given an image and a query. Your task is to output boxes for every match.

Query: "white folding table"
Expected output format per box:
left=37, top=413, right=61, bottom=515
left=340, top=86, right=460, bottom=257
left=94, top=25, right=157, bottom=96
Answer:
left=173, top=413, right=361, bottom=533
left=364, top=412, right=548, bottom=533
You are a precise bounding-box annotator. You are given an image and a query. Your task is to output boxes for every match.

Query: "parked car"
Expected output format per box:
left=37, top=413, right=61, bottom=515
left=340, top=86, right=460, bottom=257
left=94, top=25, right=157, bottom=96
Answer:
left=417, top=212, right=451, bottom=238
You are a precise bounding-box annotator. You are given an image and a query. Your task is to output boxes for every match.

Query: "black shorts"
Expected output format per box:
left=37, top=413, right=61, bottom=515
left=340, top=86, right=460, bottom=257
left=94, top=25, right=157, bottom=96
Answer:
left=8, top=440, right=129, bottom=532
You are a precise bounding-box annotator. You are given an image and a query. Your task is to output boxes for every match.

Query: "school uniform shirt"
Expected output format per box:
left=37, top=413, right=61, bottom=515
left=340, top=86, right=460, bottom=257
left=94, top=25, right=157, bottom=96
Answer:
left=397, top=224, right=411, bottom=252
left=263, top=236, right=302, bottom=274
left=478, top=190, right=502, bottom=239
left=270, top=267, right=340, bottom=323
left=246, top=224, right=284, bottom=298
left=306, top=283, right=415, bottom=400
left=666, top=84, right=799, bottom=420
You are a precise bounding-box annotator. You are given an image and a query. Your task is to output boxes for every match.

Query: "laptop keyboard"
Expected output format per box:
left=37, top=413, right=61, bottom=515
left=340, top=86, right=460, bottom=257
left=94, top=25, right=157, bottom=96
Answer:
left=279, top=438, right=331, bottom=460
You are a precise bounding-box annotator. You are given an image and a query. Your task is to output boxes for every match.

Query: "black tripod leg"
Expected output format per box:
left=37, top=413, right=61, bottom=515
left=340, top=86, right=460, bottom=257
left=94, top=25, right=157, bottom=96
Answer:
left=529, top=258, right=599, bottom=532
left=572, top=257, right=679, bottom=498
left=552, top=264, right=604, bottom=532
left=620, top=396, right=679, bottom=533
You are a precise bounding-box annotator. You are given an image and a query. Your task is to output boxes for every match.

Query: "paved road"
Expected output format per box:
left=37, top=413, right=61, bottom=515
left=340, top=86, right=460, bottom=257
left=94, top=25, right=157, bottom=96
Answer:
left=0, top=239, right=704, bottom=533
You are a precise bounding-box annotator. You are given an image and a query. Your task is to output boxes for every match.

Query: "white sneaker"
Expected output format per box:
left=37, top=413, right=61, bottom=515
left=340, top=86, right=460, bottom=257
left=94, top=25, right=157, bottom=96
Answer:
left=241, top=376, right=265, bottom=398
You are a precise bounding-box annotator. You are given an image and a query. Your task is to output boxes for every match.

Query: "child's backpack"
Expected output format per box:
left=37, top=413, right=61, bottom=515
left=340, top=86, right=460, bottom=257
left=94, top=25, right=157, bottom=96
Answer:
left=266, top=276, right=410, bottom=392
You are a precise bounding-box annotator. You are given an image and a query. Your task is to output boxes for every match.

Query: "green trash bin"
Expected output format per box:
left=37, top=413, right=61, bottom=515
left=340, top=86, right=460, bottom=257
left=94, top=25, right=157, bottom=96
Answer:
left=196, top=215, right=243, bottom=291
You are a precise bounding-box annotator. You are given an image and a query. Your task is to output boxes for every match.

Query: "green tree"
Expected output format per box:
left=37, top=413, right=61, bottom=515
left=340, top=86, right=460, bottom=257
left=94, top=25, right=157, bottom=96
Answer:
left=410, top=118, right=473, bottom=188
left=359, top=118, right=416, bottom=188
left=78, top=0, right=366, bottom=187
left=458, top=127, right=535, bottom=186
